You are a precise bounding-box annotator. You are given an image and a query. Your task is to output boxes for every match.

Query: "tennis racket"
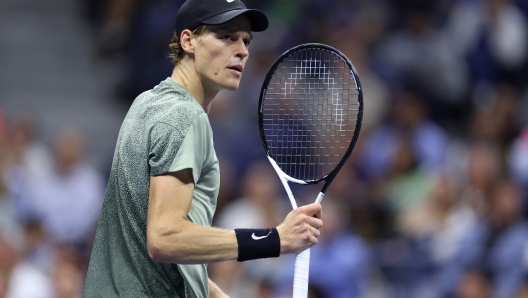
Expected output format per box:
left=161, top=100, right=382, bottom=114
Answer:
left=258, top=43, right=363, bottom=298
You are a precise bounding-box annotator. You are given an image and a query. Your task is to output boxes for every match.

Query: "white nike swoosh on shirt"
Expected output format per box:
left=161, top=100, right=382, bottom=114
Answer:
left=251, top=231, right=272, bottom=240
left=227, top=0, right=235, bottom=2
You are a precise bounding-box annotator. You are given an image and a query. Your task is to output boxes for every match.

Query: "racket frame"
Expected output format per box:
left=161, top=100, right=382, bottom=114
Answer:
left=258, top=43, right=363, bottom=298
left=258, top=43, right=363, bottom=191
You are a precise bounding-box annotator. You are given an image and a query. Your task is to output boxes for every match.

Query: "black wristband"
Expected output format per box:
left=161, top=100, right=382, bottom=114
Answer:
left=234, top=228, right=281, bottom=262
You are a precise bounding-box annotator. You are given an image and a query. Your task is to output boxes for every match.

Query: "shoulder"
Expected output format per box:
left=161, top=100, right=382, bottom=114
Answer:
left=152, top=79, right=205, bottom=129
left=131, top=78, right=205, bottom=128
left=188, top=113, right=212, bottom=132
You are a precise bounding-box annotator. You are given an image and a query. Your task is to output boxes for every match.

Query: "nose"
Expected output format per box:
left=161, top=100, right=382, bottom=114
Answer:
left=235, top=39, right=248, bottom=60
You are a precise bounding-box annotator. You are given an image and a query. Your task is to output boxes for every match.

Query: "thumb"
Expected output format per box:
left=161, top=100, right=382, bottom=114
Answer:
left=299, top=203, right=322, bottom=217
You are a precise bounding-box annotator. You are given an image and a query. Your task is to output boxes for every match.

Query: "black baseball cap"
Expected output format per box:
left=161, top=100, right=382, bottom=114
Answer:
left=175, top=0, right=269, bottom=38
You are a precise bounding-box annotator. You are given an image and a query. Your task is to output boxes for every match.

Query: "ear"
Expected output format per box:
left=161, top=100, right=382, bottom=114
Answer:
left=180, top=29, right=195, bottom=55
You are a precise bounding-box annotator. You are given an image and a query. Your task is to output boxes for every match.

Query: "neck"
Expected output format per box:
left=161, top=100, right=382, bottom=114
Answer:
left=171, top=61, right=218, bottom=113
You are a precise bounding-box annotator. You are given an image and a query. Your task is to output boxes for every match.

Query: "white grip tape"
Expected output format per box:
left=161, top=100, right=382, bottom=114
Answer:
left=292, top=248, right=311, bottom=298
left=315, top=192, right=325, bottom=204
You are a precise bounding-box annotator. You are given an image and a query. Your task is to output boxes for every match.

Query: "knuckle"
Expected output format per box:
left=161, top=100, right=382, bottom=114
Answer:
left=290, top=209, right=299, bottom=217
left=300, top=215, right=309, bottom=224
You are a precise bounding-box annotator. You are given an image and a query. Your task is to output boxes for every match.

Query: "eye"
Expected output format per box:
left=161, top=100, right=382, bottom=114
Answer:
left=221, top=35, right=231, bottom=40
left=244, top=39, right=251, bottom=46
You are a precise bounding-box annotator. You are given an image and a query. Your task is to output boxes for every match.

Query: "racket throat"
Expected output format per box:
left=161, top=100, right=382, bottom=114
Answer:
left=267, top=156, right=306, bottom=209
left=283, top=180, right=298, bottom=209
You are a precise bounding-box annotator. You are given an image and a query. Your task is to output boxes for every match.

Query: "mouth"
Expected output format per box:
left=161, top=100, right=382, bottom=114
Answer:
left=227, top=65, right=243, bottom=75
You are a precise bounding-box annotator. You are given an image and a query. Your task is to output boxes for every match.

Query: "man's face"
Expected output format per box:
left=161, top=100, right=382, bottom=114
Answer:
left=193, top=16, right=252, bottom=91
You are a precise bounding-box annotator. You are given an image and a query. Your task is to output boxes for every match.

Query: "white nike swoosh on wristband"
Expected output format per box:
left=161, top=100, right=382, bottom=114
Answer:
left=251, top=231, right=272, bottom=240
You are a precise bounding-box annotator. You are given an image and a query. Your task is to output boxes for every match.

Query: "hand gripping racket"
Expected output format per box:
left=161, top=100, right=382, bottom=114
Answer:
left=258, top=43, right=363, bottom=298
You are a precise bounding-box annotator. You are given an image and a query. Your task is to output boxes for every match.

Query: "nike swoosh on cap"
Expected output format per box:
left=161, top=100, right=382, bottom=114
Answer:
left=251, top=231, right=272, bottom=240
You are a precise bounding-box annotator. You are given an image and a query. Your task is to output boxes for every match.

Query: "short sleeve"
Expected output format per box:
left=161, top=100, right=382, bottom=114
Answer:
left=167, top=114, right=211, bottom=183
left=148, top=121, right=188, bottom=176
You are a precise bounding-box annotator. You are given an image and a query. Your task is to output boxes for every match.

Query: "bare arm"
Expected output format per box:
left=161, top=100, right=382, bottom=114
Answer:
left=209, top=278, right=229, bottom=298
left=147, top=169, right=238, bottom=264
left=147, top=168, right=323, bottom=264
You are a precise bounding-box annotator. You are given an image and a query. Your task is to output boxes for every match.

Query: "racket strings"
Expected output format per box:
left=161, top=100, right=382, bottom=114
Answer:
left=262, top=48, right=360, bottom=181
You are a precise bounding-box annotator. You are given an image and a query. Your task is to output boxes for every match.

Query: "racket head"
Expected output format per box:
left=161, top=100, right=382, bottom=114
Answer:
left=258, top=43, right=363, bottom=185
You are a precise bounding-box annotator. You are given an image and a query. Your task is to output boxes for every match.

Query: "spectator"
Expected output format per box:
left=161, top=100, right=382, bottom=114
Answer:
left=31, top=128, right=104, bottom=253
left=455, top=269, right=492, bottom=298
left=449, top=0, right=528, bottom=85
left=2, top=113, right=53, bottom=224
left=509, top=126, right=528, bottom=208
left=469, top=83, right=519, bottom=150
left=518, top=282, right=528, bottom=298
left=0, top=234, right=52, bottom=298
left=51, top=247, right=84, bottom=298
left=215, top=159, right=286, bottom=235
left=439, top=179, right=528, bottom=298
left=384, top=138, right=438, bottom=214
left=22, top=219, right=56, bottom=275
left=375, top=0, right=468, bottom=107
left=398, top=175, right=478, bottom=268
left=459, top=142, right=502, bottom=217
left=360, top=89, right=448, bottom=180
left=207, top=260, right=253, bottom=298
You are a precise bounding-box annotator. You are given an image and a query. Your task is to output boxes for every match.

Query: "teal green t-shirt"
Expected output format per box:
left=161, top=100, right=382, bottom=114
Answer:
left=84, top=78, right=220, bottom=298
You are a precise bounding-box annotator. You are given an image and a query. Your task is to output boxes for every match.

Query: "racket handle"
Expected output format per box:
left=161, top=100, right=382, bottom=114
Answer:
left=292, top=248, right=311, bottom=298
left=292, top=192, right=324, bottom=297
left=315, top=192, right=325, bottom=204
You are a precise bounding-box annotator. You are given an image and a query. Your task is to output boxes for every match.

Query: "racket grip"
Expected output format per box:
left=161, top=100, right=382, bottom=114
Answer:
left=315, top=192, right=325, bottom=204
left=292, top=248, right=311, bottom=298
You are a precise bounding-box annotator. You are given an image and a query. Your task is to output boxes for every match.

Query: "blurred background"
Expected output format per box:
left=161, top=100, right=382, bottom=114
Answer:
left=1, top=0, right=528, bottom=297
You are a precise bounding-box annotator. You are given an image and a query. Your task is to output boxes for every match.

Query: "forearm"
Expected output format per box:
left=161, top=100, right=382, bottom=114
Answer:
left=209, top=278, right=229, bottom=298
left=148, top=219, right=238, bottom=264
left=148, top=172, right=238, bottom=264
left=147, top=172, right=323, bottom=264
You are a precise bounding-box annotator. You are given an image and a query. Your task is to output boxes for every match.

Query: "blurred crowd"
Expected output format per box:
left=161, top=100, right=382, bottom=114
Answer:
left=2, top=0, right=528, bottom=297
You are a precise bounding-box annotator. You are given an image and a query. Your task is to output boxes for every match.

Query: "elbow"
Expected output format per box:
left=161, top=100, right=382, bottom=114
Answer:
left=147, top=226, right=186, bottom=263
left=147, top=231, right=174, bottom=263
left=147, top=234, right=167, bottom=263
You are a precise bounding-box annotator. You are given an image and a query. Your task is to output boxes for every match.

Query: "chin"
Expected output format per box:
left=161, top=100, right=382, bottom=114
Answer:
left=225, top=85, right=240, bottom=91
left=222, top=80, right=241, bottom=91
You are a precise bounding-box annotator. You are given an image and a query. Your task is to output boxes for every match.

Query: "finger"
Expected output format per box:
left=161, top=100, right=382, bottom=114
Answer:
left=314, top=207, right=322, bottom=219
left=305, top=216, right=323, bottom=230
left=309, top=235, right=318, bottom=247
left=309, top=225, right=320, bottom=238
left=298, top=203, right=322, bottom=217
left=299, top=227, right=318, bottom=250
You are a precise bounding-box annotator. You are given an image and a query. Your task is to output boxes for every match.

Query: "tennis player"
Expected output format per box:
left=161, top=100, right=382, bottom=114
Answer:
left=83, top=0, right=323, bottom=297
